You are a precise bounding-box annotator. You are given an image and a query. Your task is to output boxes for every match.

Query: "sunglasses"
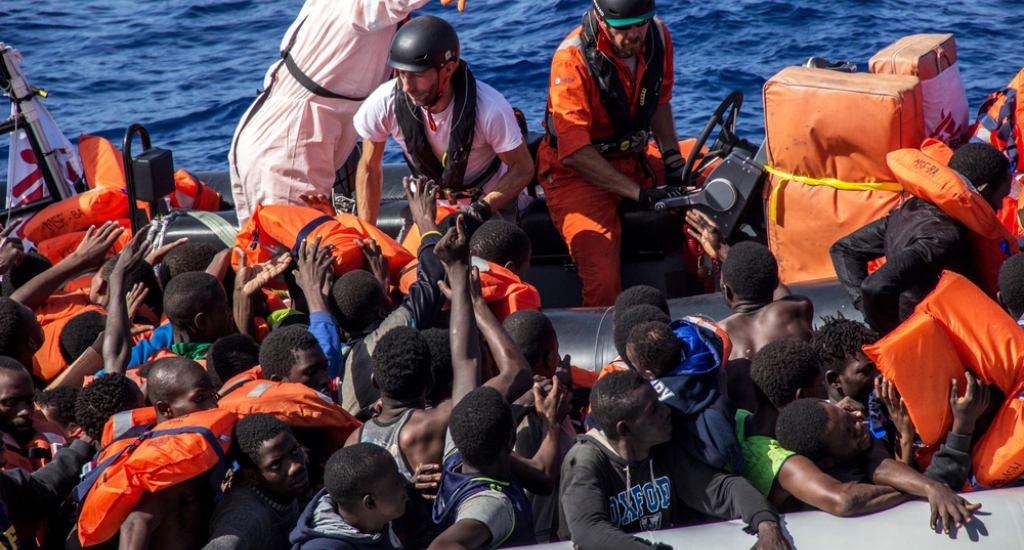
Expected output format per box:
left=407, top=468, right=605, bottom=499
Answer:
left=608, top=18, right=652, bottom=31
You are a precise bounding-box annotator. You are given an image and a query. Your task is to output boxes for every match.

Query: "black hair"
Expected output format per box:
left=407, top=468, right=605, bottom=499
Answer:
left=259, top=325, right=320, bottom=381
left=330, top=270, right=385, bottom=333
left=438, top=212, right=484, bottom=240
left=422, top=328, right=453, bottom=406
left=207, top=333, right=261, bottom=388
left=231, top=412, right=293, bottom=470
left=449, top=386, right=514, bottom=466
left=163, top=271, right=226, bottom=329
left=75, top=373, right=141, bottom=440
left=275, top=313, right=311, bottom=330
left=948, top=142, right=1012, bottom=191
left=775, top=398, right=831, bottom=462
left=812, top=314, right=878, bottom=377
left=324, top=443, right=397, bottom=508
left=0, top=356, right=26, bottom=372
left=36, top=386, right=79, bottom=429
left=626, top=321, right=681, bottom=378
left=0, top=298, right=29, bottom=358
left=162, top=242, right=220, bottom=279
left=613, top=304, right=670, bottom=368
left=502, top=310, right=557, bottom=369
left=0, top=252, right=51, bottom=297
left=146, top=356, right=208, bottom=405
left=589, top=369, right=649, bottom=434
left=721, top=242, right=778, bottom=303
left=999, top=253, right=1024, bottom=320
left=750, top=339, right=821, bottom=410
left=614, top=285, right=669, bottom=322
left=371, top=326, right=431, bottom=401
left=59, top=310, right=107, bottom=365
left=469, top=220, right=531, bottom=270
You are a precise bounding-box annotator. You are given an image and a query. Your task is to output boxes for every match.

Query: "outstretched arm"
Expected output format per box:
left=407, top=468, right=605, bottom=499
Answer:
left=473, top=269, right=533, bottom=402
left=776, top=454, right=909, bottom=516
left=103, top=227, right=153, bottom=375
left=12, top=222, right=124, bottom=310
left=294, top=236, right=343, bottom=378
left=509, top=376, right=570, bottom=496
left=435, top=215, right=481, bottom=407
left=400, top=177, right=446, bottom=329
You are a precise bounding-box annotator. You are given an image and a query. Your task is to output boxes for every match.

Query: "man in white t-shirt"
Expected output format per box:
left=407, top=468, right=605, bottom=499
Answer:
left=353, top=15, right=534, bottom=224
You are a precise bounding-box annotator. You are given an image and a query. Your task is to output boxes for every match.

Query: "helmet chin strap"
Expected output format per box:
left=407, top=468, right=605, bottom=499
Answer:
left=424, top=63, right=452, bottom=132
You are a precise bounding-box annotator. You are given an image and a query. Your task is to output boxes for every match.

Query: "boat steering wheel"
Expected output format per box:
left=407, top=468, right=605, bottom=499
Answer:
left=680, top=90, right=744, bottom=188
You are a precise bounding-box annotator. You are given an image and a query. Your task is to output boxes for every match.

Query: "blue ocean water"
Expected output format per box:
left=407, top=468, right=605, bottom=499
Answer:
left=2, top=0, right=1023, bottom=176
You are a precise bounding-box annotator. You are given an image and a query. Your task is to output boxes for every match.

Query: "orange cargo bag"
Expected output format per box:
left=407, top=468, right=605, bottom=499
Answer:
left=763, top=66, right=925, bottom=283
left=21, top=187, right=130, bottom=244
left=233, top=204, right=365, bottom=277
left=77, top=408, right=237, bottom=546
left=334, top=213, right=415, bottom=283
left=217, top=380, right=360, bottom=454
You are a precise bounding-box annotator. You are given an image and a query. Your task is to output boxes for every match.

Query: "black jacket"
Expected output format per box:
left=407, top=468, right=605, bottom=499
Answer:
left=831, top=197, right=969, bottom=335
left=0, top=438, right=93, bottom=549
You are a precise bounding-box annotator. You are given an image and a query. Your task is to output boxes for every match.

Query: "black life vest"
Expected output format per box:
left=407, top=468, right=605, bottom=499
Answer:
left=546, top=10, right=665, bottom=158
left=394, top=60, right=500, bottom=192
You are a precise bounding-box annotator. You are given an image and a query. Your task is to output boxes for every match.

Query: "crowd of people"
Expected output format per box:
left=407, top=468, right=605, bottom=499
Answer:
left=5, top=0, right=1024, bottom=549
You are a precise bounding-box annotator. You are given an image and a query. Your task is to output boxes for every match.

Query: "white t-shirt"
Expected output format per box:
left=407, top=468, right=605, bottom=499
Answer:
left=354, top=77, right=523, bottom=194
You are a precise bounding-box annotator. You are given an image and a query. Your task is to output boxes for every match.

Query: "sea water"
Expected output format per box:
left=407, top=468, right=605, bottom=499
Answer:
left=1, top=0, right=1022, bottom=176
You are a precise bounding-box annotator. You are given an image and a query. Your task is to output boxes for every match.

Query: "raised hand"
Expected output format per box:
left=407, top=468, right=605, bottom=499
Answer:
left=144, top=237, right=188, bottom=266
left=125, top=282, right=150, bottom=320
left=299, top=193, right=336, bottom=217
left=534, top=376, right=571, bottom=425
left=357, top=237, right=390, bottom=291
left=294, top=236, right=335, bottom=299
left=71, top=221, right=126, bottom=268
left=685, top=209, right=729, bottom=261
left=0, top=219, right=25, bottom=275
left=404, top=177, right=439, bottom=234
left=950, top=371, right=992, bottom=436
left=234, top=248, right=292, bottom=297
left=111, top=225, right=153, bottom=288
left=434, top=214, right=470, bottom=268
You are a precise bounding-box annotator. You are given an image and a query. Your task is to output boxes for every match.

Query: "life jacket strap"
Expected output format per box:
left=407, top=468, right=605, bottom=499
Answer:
left=290, top=216, right=334, bottom=258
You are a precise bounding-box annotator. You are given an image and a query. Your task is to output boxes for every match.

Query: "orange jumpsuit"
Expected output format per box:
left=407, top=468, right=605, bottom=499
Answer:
left=537, top=19, right=675, bottom=307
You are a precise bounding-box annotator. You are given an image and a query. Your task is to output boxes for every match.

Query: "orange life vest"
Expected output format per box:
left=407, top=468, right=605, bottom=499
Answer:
left=169, top=170, right=222, bottom=211
left=78, top=134, right=126, bottom=189
left=398, top=257, right=541, bottom=323
left=76, top=408, right=237, bottom=546
left=233, top=204, right=365, bottom=277
left=570, top=365, right=600, bottom=389
left=100, top=408, right=159, bottom=447
left=217, top=380, right=360, bottom=454
left=217, top=366, right=264, bottom=397
left=886, top=145, right=1019, bottom=297
left=34, top=303, right=105, bottom=384
left=35, top=223, right=133, bottom=265
left=333, top=213, right=416, bottom=284
left=1, top=416, right=66, bottom=473
left=19, top=187, right=130, bottom=244
left=865, top=271, right=1024, bottom=488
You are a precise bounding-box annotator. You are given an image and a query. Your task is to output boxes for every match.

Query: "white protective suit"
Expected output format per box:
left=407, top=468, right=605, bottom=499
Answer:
left=229, top=0, right=432, bottom=225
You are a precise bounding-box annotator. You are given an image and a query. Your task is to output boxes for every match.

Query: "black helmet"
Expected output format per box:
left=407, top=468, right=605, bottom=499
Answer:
left=592, top=0, right=656, bottom=27
left=388, top=15, right=460, bottom=73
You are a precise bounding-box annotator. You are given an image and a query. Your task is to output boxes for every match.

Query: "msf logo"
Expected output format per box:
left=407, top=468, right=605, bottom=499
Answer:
left=607, top=476, right=672, bottom=527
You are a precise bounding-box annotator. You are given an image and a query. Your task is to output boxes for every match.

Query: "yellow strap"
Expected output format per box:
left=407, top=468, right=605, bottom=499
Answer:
left=765, top=166, right=904, bottom=222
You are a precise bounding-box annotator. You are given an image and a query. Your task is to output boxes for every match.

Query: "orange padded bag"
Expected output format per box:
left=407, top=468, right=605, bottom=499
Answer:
left=233, top=204, right=364, bottom=277
left=334, top=213, right=415, bottom=283
left=887, top=146, right=1019, bottom=297
left=20, top=187, right=130, bottom=244
left=763, top=66, right=925, bottom=283
left=862, top=311, right=967, bottom=446
left=217, top=380, right=360, bottom=454
left=77, top=408, right=237, bottom=546
left=78, top=134, right=125, bottom=189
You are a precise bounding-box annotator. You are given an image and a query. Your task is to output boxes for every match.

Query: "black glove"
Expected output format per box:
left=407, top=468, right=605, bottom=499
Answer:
left=637, top=186, right=684, bottom=210
left=662, top=149, right=686, bottom=187
left=462, top=199, right=493, bottom=222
